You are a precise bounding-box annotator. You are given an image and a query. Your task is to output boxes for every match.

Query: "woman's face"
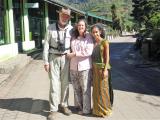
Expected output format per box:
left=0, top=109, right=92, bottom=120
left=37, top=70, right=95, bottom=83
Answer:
left=77, top=20, right=86, bottom=35
left=91, top=27, right=101, bottom=41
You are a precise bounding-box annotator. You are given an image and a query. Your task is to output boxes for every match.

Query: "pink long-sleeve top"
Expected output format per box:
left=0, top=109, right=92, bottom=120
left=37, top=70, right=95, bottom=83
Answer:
left=70, top=33, right=94, bottom=71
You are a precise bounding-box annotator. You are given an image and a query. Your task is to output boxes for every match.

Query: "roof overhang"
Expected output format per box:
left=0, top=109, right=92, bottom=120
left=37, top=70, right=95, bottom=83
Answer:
left=44, top=0, right=85, bottom=15
left=87, top=12, right=112, bottom=23
left=43, top=0, right=112, bottom=23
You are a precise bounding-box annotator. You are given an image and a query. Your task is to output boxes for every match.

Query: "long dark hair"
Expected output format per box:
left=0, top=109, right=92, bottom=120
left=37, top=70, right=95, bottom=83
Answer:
left=91, top=23, right=105, bottom=39
left=72, top=19, right=88, bottom=38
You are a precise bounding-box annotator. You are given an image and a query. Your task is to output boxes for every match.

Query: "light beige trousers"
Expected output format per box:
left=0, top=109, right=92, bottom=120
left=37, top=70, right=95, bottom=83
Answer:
left=70, top=69, right=92, bottom=114
left=48, top=54, right=69, bottom=112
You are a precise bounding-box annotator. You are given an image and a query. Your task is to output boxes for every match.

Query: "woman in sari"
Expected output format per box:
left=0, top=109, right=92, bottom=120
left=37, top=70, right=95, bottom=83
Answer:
left=91, top=23, right=113, bottom=117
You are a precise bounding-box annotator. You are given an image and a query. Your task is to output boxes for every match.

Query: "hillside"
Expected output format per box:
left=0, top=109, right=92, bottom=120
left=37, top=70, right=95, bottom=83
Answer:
left=62, top=0, right=133, bottom=21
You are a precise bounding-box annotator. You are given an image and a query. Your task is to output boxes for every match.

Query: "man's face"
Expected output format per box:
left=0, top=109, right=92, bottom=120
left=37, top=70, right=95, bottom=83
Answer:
left=59, top=12, right=70, bottom=26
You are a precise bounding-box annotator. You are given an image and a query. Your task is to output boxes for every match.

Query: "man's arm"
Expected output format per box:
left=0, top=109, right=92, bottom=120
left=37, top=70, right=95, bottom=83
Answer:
left=43, top=26, right=51, bottom=72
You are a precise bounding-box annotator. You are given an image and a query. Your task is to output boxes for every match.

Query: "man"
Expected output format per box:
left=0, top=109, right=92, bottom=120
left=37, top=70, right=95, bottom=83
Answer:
left=43, top=7, right=73, bottom=120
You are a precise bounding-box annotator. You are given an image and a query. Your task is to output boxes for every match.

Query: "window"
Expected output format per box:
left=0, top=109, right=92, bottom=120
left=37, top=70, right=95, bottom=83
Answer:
left=28, top=0, right=45, bottom=48
left=0, top=0, right=5, bottom=45
left=13, top=0, right=22, bottom=42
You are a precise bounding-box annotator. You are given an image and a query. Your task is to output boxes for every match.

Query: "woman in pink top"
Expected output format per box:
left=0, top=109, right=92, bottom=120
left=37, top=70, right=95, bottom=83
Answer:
left=67, top=19, right=94, bottom=115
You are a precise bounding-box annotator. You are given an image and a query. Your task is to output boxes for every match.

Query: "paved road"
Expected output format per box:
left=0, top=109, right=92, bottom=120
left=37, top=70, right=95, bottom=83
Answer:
left=0, top=36, right=160, bottom=120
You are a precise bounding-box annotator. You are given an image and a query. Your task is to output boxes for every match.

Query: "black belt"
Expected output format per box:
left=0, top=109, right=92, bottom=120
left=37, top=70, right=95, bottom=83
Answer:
left=49, top=46, right=70, bottom=50
left=54, top=53, right=67, bottom=56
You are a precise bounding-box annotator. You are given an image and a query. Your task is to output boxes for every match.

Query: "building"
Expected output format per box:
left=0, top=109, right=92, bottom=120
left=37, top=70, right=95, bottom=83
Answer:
left=0, top=0, right=112, bottom=62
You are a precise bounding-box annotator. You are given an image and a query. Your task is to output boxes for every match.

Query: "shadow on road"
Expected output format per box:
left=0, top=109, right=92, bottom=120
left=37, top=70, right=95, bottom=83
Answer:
left=0, top=98, right=49, bottom=117
left=110, top=42, right=160, bottom=96
left=0, top=98, right=91, bottom=117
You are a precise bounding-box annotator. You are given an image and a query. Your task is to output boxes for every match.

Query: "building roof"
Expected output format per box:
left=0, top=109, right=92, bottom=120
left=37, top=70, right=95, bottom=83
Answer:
left=44, top=0, right=112, bottom=23
left=44, top=0, right=85, bottom=15
left=87, top=12, right=112, bottom=23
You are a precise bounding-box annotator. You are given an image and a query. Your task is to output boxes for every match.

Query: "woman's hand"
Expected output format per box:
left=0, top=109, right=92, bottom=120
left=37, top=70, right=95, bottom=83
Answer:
left=66, top=52, right=76, bottom=59
left=102, top=69, right=108, bottom=78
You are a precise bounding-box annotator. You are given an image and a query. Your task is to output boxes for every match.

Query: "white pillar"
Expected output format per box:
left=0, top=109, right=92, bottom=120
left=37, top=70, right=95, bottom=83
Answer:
left=22, top=0, right=30, bottom=42
left=8, top=0, right=15, bottom=43
left=44, top=2, right=49, bottom=30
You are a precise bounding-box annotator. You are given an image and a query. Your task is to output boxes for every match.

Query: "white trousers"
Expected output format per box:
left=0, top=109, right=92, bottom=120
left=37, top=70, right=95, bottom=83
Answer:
left=48, top=54, right=69, bottom=112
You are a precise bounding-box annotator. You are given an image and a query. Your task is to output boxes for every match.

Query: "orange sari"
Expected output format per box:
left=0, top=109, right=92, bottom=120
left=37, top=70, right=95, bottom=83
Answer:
left=92, top=39, right=112, bottom=117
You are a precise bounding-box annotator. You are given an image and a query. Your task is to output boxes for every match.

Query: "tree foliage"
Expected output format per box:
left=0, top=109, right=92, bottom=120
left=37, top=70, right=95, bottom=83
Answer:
left=148, top=13, right=160, bottom=29
left=131, top=0, right=160, bottom=29
left=111, top=4, right=122, bottom=32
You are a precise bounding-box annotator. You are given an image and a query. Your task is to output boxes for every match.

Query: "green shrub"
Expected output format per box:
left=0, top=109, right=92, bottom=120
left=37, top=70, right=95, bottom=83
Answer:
left=148, top=13, right=160, bottom=29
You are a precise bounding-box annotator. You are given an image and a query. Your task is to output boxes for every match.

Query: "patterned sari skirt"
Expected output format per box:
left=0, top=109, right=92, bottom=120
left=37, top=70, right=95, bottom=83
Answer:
left=92, top=63, right=112, bottom=117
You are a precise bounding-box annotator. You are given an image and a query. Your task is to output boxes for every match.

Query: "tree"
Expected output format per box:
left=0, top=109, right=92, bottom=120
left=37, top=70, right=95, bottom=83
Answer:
left=131, top=0, right=159, bottom=29
left=111, top=4, right=122, bottom=35
left=148, top=13, right=160, bottom=29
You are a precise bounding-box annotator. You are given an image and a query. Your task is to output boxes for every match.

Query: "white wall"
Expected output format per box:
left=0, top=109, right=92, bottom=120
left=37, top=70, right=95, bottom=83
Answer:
left=0, top=43, right=18, bottom=62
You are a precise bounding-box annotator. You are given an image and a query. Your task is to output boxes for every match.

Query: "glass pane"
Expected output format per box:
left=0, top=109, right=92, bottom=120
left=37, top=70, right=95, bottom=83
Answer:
left=13, top=0, right=22, bottom=42
left=0, top=0, right=5, bottom=45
